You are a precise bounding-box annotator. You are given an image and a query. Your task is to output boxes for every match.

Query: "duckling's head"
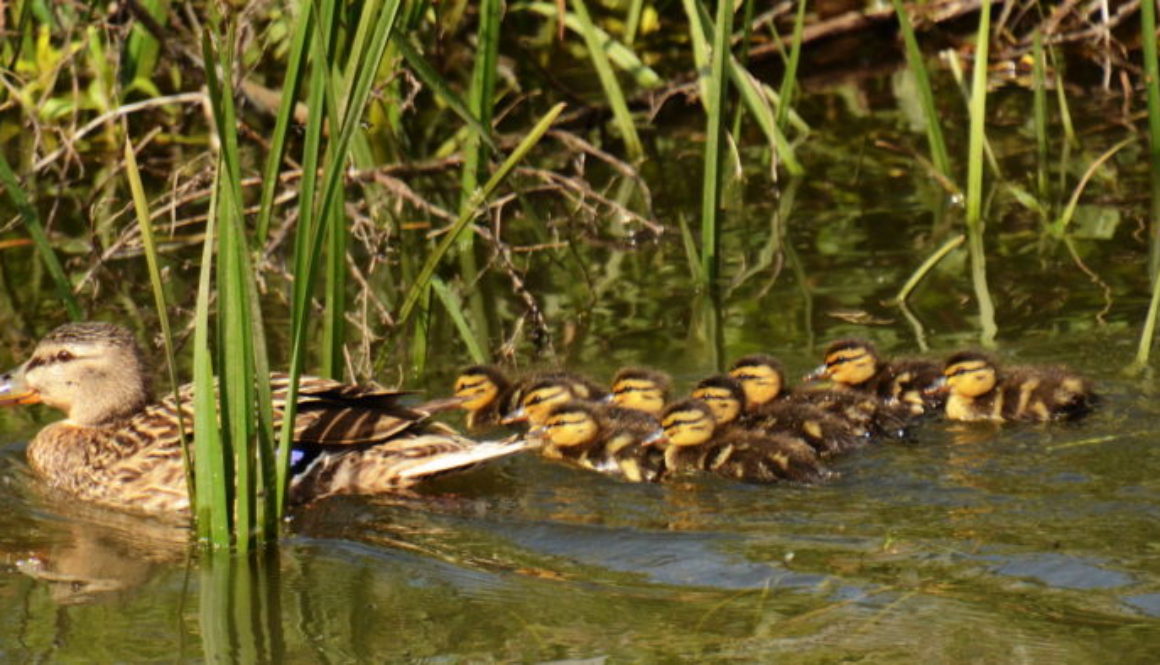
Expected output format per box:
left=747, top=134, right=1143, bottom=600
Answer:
left=728, top=354, right=785, bottom=407
left=941, top=351, right=998, bottom=398
left=691, top=375, right=745, bottom=426
left=537, top=401, right=602, bottom=449
left=0, top=322, right=151, bottom=426
left=504, top=377, right=579, bottom=426
left=610, top=367, right=671, bottom=416
left=809, top=339, right=880, bottom=386
left=660, top=399, right=718, bottom=448
left=453, top=365, right=511, bottom=413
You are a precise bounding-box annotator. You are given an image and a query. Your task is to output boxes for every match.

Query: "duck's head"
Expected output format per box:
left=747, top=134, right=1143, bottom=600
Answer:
left=691, top=375, right=745, bottom=426
left=503, top=377, right=578, bottom=426
left=728, top=354, right=785, bottom=408
left=660, top=399, right=717, bottom=449
left=453, top=365, right=511, bottom=413
left=937, top=351, right=998, bottom=398
left=0, top=322, right=151, bottom=426
left=534, top=400, right=603, bottom=449
left=609, top=367, right=671, bottom=416
left=807, top=339, right=880, bottom=386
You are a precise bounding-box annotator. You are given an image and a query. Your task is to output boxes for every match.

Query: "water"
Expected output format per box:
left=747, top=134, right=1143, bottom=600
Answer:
left=3, top=76, right=1160, bottom=661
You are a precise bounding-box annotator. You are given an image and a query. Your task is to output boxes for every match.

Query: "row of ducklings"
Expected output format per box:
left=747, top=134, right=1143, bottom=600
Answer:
left=450, top=340, right=1096, bottom=485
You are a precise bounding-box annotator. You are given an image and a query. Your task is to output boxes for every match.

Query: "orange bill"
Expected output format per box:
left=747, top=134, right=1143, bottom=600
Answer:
left=0, top=368, right=39, bottom=406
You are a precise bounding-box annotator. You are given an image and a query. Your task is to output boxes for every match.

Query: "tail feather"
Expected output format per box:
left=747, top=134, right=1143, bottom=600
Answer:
left=394, top=438, right=530, bottom=481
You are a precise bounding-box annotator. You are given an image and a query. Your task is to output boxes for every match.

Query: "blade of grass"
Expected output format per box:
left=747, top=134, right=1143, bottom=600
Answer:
left=1032, top=30, right=1048, bottom=200
left=193, top=170, right=228, bottom=546
left=1051, top=137, right=1134, bottom=237
left=397, top=102, right=567, bottom=326
left=886, top=234, right=965, bottom=305
left=891, top=0, right=951, bottom=180
left=0, top=153, right=82, bottom=320
left=570, top=0, right=644, bottom=161
left=123, top=133, right=191, bottom=489
left=699, top=0, right=733, bottom=285
left=255, top=0, right=313, bottom=243
left=431, top=276, right=487, bottom=363
left=965, top=0, right=996, bottom=348
left=1136, top=0, right=1160, bottom=366
left=775, top=0, right=806, bottom=132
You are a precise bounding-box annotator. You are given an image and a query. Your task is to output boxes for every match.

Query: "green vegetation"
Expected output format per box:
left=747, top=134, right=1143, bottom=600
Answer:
left=2, top=1, right=1160, bottom=548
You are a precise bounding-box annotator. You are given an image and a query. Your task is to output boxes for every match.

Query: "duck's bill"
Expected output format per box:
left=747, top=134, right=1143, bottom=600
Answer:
left=923, top=377, right=949, bottom=396
left=499, top=407, right=528, bottom=425
left=641, top=429, right=668, bottom=447
left=0, top=368, right=39, bottom=406
left=802, top=364, right=830, bottom=382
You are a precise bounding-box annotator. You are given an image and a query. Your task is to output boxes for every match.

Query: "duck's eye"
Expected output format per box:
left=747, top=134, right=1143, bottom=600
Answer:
left=55, top=350, right=74, bottom=362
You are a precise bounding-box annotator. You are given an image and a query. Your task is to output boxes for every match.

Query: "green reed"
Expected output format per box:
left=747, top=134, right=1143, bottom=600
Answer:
left=966, top=0, right=997, bottom=347
left=1136, top=0, right=1160, bottom=366
left=0, top=154, right=82, bottom=320
left=571, top=0, right=645, bottom=162
left=698, top=0, right=733, bottom=285
left=890, top=0, right=951, bottom=180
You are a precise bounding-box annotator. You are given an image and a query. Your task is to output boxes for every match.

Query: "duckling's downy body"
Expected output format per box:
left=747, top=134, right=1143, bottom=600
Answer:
left=808, top=340, right=944, bottom=416
left=692, top=375, right=862, bottom=457
left=0, top=323, right=527, bottom=518
left=659, top=399, right=827, bottom=483
left=937, top=351, right=1095, bottom=422
left=729, top=354, right=907, bottom=437
left=534, top=400, right=665, bottom=482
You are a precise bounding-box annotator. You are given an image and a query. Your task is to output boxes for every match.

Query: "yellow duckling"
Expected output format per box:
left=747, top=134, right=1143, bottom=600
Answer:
left=658, top=399, right=828, bottom=483
left=729, top=354, right=907, bottom=436
left=932, top=351, right=1095, bottom=422
left=692, top=375, right=863, bottom=457
left=806, top=339, right=943, bottom=416
left=0, top=322, right=528, bottom=518
left=452, top=366, right=606, bottom=431
left=453, top=365, right=515, bottom=431
left=609, top=367, right=672, bottom=417
left=532, top=400, right=666, bottom=482
left=502, top=372, right=608, bottom=427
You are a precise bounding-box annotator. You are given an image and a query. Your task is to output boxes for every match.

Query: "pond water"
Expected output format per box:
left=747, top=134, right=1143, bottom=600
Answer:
left=2, top=69, right=1160, bottom=662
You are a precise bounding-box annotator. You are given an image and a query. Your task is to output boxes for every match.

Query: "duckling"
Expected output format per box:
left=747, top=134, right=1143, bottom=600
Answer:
left=503, top=372, right=608, bottom=427
left=806, top=340, right=943, bottom=416
left=453, top=365, right=516, bottom=431
left=933, top=351, right=1095, bottom=422
left=0, top=322, right=529, bottom=518
left=729, top=354, right=907, bottom=437
left=532, top=400, right=666, bottom=482
left=658, top=399, right=828, bottom=483
left=453, top=366, right=606, bottom=431
left=609, top=367, right=672, bottom=417
left=692, top=375, right=862, bottom=457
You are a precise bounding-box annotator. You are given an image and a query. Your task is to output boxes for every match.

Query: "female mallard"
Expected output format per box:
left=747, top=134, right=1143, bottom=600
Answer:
left=805, top=340, right=943, bottom=416
left=932, top=351, right=1095, bottom=422
left=532, top=400, right=666, bottom=482
left=0, top=322, right=528, bottom=518
left=657, top=399, right=828, bottom=484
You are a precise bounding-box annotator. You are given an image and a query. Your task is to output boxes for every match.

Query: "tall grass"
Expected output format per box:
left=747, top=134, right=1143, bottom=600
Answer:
left=890, top=0, right=951, bottom=181
left=698, top=0, right=733, bottom=285
left=0, top=154, right=82, bottom=320
left=966, top=0, right=997, bottom=347
left=1135, top=0, right=1160, bottom=367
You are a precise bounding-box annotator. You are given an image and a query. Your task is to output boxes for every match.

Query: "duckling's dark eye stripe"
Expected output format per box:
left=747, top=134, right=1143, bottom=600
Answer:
left=827, top=353, right=866, bottom=367
left=26, top=351, right=74, bottom=371
left=458, top=379, right=487, bottom=390
left=947, top=366, right=982, bottom=378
